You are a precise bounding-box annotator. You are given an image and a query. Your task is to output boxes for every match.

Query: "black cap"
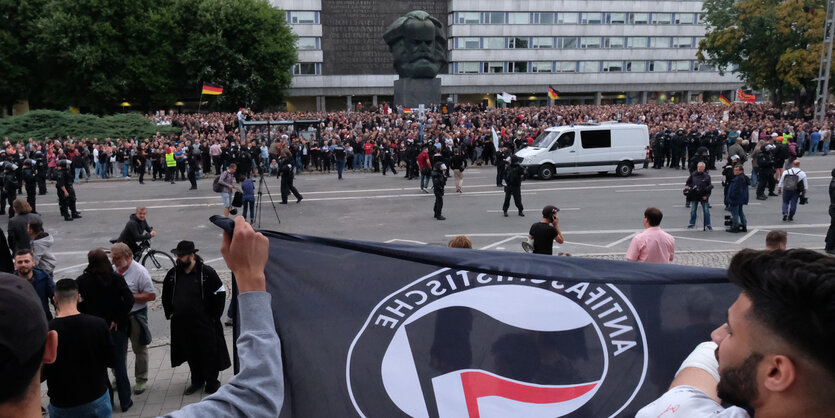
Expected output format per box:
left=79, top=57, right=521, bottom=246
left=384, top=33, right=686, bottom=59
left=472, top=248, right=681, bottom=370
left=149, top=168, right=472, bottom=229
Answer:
left=542, top=205, right=560, bottom=218
left=171, top=240, right=199, bottom=256
left=0, top=274, right=48, bottom=369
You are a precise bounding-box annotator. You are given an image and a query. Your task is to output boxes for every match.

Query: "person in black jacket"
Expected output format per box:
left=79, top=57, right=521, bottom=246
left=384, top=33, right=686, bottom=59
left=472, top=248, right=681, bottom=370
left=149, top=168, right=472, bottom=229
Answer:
left=450, top=148, right=467, bottom=193
left=278, top=149, right=303, bottom=204
left=825, top=168, right=835, bottom=254
left=502, top=156, right=525, bottom=217
left=162, top=241, right=230, bottom=395
left=432, top=161, right=446, bottom=220
left=116, top=207, right=155, bottom=257
left=132, top=148, right=147, bottom=185
left=685, top=162, right=713, bottom=230
left=76, top=249, right=135, bottom=412
left=0, top=161, right=19, bottom=217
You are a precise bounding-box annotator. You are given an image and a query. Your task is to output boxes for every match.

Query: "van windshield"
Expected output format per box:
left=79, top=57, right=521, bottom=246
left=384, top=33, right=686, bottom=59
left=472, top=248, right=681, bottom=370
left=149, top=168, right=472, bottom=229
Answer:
left=531, top=131, right=559, bottom=148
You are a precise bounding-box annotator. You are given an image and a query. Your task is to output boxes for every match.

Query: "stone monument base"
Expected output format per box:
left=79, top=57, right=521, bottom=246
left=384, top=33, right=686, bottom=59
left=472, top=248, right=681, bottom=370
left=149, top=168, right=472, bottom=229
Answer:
left=394, top=78, right=441, bottom=108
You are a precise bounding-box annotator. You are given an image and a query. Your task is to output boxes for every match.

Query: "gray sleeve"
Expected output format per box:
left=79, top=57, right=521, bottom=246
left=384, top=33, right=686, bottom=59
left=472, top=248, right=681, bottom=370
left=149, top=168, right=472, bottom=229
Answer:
left=160, top=291, right=284, bottom=418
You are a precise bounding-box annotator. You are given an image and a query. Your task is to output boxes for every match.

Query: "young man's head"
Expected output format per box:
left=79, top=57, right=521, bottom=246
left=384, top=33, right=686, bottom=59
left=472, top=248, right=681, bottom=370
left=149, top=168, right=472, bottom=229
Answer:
left=13, top=249, right=35, bottom=278
left=135, top=206, right=147, bottom=221
left=765, top=230, right=787, bottom=250
left=53, top=278, right=80, bottom=311
left=643, top=207, right=663, bottom=228
left=228, top=163, right=237, bottom=173
left=712, top=249, right=835, bottom=414
left=27, top=220, right=44, bottom=239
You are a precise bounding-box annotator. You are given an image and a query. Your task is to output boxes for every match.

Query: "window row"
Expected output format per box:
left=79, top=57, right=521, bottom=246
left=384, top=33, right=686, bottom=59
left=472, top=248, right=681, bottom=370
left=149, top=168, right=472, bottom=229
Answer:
left=453, top=61, right=717, bottom=74
left=454, top=12, right=699, bottom=25
left=297, top=37, right=321, bottom=50
left=454, top=36, right=701, bottom=49
left=286, top=11, right=319, bottom=24
left=292, top=62, right=321, bottom=75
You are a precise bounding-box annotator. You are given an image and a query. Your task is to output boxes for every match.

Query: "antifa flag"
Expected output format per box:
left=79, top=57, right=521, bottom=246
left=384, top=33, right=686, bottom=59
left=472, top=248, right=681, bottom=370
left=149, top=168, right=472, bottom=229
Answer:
left=215, top=220, right=735, bottom=417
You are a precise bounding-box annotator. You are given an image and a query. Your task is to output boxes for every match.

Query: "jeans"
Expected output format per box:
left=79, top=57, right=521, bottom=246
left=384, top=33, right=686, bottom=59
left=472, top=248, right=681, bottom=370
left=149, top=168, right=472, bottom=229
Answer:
left=750, top=168, right=758, bottom=188
left=95, top=161, right=102, bottom=177
left=730, top=205, right=747, bottom=229
left=824, top=141, right=831, bottom=155
left=420, top=172, right=431, bottom=190
left=120, top=163, right=128, bottom=177
left=809, top=141, right=819, bottom=155
left=111, top=329, right=132, bottom=409
left=781, top=189, right=799, bottom=217
left=242, top=195, right=255, bottom=220
left=295, top=156, right=302, bottom=173
left=49, top=389, right=111, bottom=418
left=353, top=153, right=363, bottom=169
left=74, top=167, right=88, bottom=183
left=336, top=160, right=346, bottom=179
left=689, top=199, right=711, bottom=227
left=364, top=154, right=372, bottom=169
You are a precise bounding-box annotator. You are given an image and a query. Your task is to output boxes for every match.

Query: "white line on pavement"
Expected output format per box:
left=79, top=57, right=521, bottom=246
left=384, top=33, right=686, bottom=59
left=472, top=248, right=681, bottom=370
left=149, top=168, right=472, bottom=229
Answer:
left=445, top=223, right=829, bottom=237
left=480, top=235, right=526, bottom=250
left=735, top=228, right=760, bottom=244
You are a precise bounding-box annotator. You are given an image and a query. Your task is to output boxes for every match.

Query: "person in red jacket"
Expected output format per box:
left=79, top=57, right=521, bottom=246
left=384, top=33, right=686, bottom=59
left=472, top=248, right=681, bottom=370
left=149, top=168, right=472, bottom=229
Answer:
left=417, top=146, right=431, bottom=193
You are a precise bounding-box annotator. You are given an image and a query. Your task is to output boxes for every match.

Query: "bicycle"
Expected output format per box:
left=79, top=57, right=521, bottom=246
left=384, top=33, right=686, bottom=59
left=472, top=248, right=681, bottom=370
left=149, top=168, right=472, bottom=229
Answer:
left=110, top=238, right=175, bottom=283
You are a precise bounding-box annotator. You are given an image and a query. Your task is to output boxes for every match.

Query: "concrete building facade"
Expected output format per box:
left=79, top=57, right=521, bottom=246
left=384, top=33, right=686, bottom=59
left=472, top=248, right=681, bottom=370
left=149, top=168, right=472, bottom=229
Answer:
left=272, top=0, right=743, bottom=111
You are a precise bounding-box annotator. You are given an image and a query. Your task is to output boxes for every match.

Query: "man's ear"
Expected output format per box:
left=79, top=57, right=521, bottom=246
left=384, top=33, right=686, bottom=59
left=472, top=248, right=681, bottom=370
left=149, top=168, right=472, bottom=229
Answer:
left=762, top=354, right=796, bottom=393
left=42, top=330, right=58, bottom=365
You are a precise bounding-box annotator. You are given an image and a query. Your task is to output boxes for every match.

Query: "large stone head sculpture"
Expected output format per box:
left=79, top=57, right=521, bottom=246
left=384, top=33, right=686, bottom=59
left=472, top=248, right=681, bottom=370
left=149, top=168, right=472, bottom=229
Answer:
left=383, top=10, right=447, bottom=78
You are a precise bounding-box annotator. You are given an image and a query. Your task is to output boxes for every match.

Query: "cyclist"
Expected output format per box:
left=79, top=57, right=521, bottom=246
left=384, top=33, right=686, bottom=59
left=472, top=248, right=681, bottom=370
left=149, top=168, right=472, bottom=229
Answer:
left=116, top=207, right=156, bottom=257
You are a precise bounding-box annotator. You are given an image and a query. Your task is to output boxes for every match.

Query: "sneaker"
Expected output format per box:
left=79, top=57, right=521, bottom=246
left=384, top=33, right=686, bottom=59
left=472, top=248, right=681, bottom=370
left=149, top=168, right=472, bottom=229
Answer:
left=435, top=215, right=446, bottom=221
left=768, top=192, right=778, bottom=197
left=687, top=225, right=695, bottom=229
left=787, top=216, right=794, bottom=222
left=725, top=227, right=740, bottom=233
left=134, top=381, right=147, bottom=395
left=756, top=195, right=767, bottom=200
left=705, top=225, right=713, bottom=231
left=521, top=242, right=533, bottom=253
left=422, top=189, right=428, bottom=194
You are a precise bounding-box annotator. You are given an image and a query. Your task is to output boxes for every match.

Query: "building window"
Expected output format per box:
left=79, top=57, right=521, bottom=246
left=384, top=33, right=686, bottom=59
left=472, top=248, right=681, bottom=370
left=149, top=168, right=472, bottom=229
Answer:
left=675, top=13, right=695, bottom=24
left=508, top=12, right=530, bottom=24
left=292, top=63, right=319, bottom=75
left=559, top=37, right=579, bottom=49
left=532, top=61, right=553, bottom=72
left=485, top=37, right=506, bottom=49
left=457, top=62, right=480, bottom=74
left=652, top=13, right=672, bottom=24
left=296, top=37, right=319, bottom=50
left=484, top=61, right=504, bottom=73
left=456, top=12, right=480, bottom=24
left=582, top=12, right=603, bottom=24
left=605, top=37, right=625, bottom=48
left=558, top=13, right=579, bottom=24
left=629, top=37, right=648, bottom=48
left=287, top=11, right=318, bottom=24
left=510, top=61, right=528, bottom=72
left=650, top=37, right=670, bottom=48
left=482, top=12, right=506, bottom=24
left=649, top=61, right=668, bottom=72
left=579, top=61, right=599, bottom=72
left=509, top=37, right=529, bottom=48
left=696, top=63, right=716, bottom=72
left=631, top=13, right=649, bottom=24
left=674, top=37, right=692, bottom=48
left=533, top=12, right=555, bottom=24
left=581, top=37, right=601, bottom=49
left=532, top=37, right=554, bottom=48
left=608, top=12, right=627, bottom=24
left=456, top=37, right=481, bottom=49
left=671, top=60, right=691, bottom=71
left=626, top=61, right=647, bottom=72
left=556, top=61, right=577, bottom=72
left=603, top=61, right=623, bottom=72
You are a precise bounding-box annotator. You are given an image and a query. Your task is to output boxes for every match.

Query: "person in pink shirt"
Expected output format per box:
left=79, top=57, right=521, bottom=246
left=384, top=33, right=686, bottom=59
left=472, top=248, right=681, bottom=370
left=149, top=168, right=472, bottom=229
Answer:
left=626, top=207, right=675, bottom=264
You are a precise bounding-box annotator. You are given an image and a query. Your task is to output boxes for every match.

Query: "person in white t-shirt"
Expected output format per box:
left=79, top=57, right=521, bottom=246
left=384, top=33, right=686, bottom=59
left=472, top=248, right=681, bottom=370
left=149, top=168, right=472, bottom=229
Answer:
left=637, top=249, right=835, bottom=418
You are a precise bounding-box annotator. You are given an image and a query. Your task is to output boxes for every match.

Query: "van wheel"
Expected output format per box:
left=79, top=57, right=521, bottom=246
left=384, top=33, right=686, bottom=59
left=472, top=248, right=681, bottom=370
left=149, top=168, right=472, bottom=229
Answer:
left=616, top=162, right=633, bottom=177
left=538, top=164, right=555, bottom=180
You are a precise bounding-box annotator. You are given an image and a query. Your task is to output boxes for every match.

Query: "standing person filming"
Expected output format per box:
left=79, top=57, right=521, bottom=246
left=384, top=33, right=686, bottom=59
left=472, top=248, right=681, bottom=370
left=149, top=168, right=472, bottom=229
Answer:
left=523, top=205, right=564, bottom=254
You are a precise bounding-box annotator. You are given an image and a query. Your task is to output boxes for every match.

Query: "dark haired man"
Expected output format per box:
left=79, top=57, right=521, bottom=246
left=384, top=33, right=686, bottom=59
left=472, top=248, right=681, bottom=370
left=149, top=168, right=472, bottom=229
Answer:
left=14, top=249, right=54, bottom=320
left=638, top=249, right=835, bottom=417
left=524, top=205, right=564, bottom=255
left=626, top=207, right=675, bottom=263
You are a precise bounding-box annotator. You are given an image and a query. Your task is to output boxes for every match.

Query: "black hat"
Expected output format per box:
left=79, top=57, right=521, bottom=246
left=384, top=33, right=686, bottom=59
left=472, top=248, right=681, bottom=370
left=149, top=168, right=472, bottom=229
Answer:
left=0, top=273, right=48, bottom=371
left=542, top=205, right=560, bottom=217
left=171, top=240, right=199, bottom=256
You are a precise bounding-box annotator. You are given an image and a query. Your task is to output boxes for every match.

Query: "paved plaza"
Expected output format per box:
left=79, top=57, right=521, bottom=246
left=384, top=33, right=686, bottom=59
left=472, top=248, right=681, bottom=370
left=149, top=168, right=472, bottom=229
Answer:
left=35, top=155, right=833, bottom=415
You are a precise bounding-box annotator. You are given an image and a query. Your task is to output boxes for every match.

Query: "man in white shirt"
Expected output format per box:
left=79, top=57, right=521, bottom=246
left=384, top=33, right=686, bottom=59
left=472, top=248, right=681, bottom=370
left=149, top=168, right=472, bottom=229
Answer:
left=110, top=243, right=156, bottom=395
left=777, top=159, right=809, bottom=221
left=637, top=249, right=835, bottom=418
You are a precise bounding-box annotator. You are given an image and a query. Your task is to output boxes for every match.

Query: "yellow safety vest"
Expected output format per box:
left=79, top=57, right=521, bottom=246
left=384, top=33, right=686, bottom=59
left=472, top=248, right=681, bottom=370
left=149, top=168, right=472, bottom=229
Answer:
left=165, top=152, right=176, bottom=167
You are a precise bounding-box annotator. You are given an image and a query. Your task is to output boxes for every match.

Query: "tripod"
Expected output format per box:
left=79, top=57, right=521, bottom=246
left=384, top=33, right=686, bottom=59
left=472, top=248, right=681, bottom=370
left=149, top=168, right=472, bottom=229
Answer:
left=255, top=173, right=280, bottom=229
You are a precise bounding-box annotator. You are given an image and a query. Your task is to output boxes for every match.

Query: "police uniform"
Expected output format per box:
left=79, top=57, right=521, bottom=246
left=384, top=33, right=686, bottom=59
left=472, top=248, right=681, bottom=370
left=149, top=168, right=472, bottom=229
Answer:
left=34, top=151, right=48, bottom=194
left=432, top=162, right=446, bottom=220
left=502, top=156, right=525, bottom=217
left=55, top=161, right=81, bottom=221
left=0, top=161, right=17, bottom=216
left=22, top=159, right=37, bottom=213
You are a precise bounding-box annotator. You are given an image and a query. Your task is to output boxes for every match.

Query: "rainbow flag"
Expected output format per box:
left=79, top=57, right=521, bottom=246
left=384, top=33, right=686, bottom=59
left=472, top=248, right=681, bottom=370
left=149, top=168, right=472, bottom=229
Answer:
left=202, top=83, right=223, bottom=95
left=719, top=95, right=731, bottom=106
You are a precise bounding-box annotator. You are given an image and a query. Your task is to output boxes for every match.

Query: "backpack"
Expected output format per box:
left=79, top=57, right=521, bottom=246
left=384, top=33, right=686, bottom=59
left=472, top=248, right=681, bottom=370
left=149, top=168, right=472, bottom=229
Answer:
left=783, top=169, right=801, bottom=191
left=212, top=176, right=223, bottom=192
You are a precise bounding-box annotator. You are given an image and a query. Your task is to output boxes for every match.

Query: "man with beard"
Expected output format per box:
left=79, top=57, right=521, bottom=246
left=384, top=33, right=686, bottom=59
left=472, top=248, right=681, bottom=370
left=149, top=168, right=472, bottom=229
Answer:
left=637, top=249, right=835, bottom=418
left=161, top=240, right=230, bottom=395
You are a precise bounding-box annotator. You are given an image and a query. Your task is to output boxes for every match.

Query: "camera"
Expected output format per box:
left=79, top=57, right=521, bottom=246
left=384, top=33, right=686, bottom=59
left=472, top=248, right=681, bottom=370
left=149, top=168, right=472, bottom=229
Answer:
left=724, top=215, right=732, bottom=227
left=799, top=196, right=809, bottom=205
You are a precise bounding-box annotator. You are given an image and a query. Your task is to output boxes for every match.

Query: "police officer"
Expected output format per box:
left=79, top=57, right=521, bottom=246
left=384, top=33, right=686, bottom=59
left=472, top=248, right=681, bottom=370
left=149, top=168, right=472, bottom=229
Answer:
left=652, top=131, right=665, bottom=169
left=381, top=143, right=396, bottom=175
left=662, top=128, right=673, bottom=167
left=404, top=139, right=419, bottom=180
left=495, top=146, right=509, bottom=186
left=502, top=155, right=525, bottom=217
left=686, top=130, right=700, bottom=169
left=22, top=158, right=37, bottom=213
left=0, top=161, right=16, bottom=216
left=672, top=128, right=687, bottom=169
left=186, top=147, right=198, bottom=190
left=34, top=151, right=47, bottom=195
left=56, top=159, right=81, bottom=221
left=756, top=144, right=778, bottom=200
left=432, top=161, right=446, bottom=220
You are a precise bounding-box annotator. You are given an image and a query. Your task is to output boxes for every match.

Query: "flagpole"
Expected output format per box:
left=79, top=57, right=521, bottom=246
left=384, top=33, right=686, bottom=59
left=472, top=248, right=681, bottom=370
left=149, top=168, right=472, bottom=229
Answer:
left=197, top=91, right=204, bottom=114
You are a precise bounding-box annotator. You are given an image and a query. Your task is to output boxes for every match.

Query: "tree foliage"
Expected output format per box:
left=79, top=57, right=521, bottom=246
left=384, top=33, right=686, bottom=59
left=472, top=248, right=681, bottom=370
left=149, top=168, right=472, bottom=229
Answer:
left=698, top=0, right=827, bottom=105
left=3, top=0, right=296, bottom=114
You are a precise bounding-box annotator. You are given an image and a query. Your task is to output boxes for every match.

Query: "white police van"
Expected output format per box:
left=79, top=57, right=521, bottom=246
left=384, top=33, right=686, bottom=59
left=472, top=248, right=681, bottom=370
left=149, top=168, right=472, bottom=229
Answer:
left=515, top=122, right=650, bottom=179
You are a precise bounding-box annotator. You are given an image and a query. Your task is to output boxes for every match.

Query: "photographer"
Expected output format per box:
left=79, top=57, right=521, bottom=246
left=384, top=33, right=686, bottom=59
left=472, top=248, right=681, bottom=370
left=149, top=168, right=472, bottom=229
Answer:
left=777, top=159, right=809, bottom=222
left=524, top=205, right=564, bottom=255
left=685, top=162, right=713, bottom=230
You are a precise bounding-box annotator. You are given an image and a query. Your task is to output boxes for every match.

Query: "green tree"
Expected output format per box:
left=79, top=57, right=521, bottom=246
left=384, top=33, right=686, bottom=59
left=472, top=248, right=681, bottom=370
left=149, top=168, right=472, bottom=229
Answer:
left=0, top=0, right=45, bottom=114
left=698, top=0, right=827, bottom=106
left=172, top=0, right=296, bottom=111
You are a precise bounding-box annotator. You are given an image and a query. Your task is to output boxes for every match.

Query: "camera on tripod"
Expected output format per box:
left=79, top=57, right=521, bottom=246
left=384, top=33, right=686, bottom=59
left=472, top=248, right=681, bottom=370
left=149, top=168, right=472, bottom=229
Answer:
left=724, top=215, right=732, bottom=227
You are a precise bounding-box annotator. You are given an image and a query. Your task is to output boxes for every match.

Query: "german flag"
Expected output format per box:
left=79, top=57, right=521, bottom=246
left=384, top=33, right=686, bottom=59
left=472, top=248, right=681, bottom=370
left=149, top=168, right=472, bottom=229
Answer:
left=548, top=86, right=559, bottom=100
left=719, top=95, right=731, bottom=106
left=202, top=83, right=223, bottom=95
left=403, top=108, right=412, bottom=113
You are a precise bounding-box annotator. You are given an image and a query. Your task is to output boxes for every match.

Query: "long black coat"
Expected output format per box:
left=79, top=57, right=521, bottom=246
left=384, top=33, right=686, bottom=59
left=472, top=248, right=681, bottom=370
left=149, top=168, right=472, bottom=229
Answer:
left=161, top=262, right=230, bottom=370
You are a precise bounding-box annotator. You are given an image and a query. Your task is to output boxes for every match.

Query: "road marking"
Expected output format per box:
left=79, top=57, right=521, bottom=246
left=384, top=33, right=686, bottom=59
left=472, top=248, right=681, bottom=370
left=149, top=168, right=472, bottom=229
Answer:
left=445, top=223, right=829, bottom=237
left=54, top=263, right=89, bottom=274
left=735, top=228, right=760, bottom=244
left=480, top=235, right=526, bottom=250
left=486, top=208, right=580, bottom=213
left=616, top=188, right=687, bottom=193
left=385, top=239, right=428, bottom=245
left=605, top=233, right=638, bottom=248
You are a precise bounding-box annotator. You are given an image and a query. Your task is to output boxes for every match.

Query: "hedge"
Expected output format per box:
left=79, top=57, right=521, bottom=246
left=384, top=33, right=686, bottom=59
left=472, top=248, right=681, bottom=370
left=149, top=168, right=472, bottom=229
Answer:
left=0, top=110, right=181, bottom=142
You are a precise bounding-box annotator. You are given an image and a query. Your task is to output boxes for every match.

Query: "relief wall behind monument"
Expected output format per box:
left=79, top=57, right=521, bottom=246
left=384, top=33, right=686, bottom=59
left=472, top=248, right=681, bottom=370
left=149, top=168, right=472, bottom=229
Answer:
left=321, top=0, right=448, bottom=75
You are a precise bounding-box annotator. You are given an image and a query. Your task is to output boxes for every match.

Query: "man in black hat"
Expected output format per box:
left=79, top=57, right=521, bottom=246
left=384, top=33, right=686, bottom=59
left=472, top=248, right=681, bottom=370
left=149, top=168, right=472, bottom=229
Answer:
left=161, top=240, right=230, bottom=395
left=523, top=205, right=564, bottom=255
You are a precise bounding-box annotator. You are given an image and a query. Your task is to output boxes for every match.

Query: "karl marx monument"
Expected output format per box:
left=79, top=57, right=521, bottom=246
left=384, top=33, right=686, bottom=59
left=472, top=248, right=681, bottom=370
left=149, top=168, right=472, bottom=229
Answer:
left=383, top=10, right=447, bottom=107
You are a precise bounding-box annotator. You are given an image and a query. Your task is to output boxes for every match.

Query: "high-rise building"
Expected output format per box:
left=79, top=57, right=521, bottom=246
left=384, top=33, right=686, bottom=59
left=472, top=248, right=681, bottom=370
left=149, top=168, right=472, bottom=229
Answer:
left=273, top=0, right=743, bottom=111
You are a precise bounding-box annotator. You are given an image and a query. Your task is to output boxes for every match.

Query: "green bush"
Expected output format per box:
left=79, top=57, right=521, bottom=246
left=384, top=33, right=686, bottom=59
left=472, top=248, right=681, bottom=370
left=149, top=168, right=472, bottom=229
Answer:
left=0, top=110, right=181, bottom=142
